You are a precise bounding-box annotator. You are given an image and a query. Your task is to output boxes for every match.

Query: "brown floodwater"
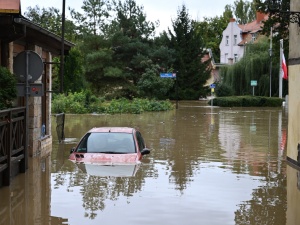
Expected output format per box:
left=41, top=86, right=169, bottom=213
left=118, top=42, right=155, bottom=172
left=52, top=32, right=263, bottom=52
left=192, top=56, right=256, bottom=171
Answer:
left=1, top=101, right=300, bottom=225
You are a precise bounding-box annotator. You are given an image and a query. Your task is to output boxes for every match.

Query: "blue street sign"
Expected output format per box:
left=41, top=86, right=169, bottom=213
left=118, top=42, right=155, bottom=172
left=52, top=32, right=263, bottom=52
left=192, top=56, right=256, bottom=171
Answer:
left=160, top=73, right=176, bottom=78
left=210, top=84, right=216, bottom=88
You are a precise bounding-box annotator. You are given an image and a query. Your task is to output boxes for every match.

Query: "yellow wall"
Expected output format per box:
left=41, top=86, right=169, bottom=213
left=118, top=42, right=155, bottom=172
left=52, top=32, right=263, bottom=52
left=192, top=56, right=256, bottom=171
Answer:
left=287, top=0, right=300, bottom=164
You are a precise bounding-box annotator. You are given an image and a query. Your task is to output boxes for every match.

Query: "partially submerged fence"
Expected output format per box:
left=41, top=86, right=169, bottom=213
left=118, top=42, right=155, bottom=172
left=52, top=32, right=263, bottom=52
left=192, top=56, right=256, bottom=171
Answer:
left=0, top=107, right=27, bottom=187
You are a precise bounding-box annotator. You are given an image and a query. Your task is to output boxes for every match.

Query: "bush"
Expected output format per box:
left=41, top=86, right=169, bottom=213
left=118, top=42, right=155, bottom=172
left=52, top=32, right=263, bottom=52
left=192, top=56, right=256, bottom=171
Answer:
left=215, top=83, right=234, bottom=97
left=0, top=67, right=17, bottom=109
left=52, top=91, right=100, bottom=114
left=52, top=94, right=174, bottom=114
left=209, top=96, right=283, bottom=107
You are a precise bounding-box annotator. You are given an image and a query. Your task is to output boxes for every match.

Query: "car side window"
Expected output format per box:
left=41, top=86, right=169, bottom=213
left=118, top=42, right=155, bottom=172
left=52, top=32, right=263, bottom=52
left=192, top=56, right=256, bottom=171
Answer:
left=76, top=134, right=90, bottom=153
left=136, top=131, right=145, bottom=150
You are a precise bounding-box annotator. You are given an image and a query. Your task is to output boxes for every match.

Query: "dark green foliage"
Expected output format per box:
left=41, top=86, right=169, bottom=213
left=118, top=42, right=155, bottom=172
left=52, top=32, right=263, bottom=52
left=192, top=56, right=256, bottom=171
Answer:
left=196, top=14, right=231, bottom=63
left=220, top=37, right=281, bottom=97
left=215, top=83, right=234, bottom=97
left=166, top=5, right=211, bottom=100
left=254, top=0, right=289, bottom=96
left=0, top=67, right=17, bottom=110
left=137, top=65, right=174, bottom=99
left=209, top=96, right=283, bottom=107
left=64, top=48, right=86, bottom=93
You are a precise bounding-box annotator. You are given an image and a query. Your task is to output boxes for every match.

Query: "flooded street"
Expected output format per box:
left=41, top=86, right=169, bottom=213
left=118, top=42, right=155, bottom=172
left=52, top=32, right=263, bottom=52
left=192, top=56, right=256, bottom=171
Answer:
left=2, top=101, right=300, bottom=225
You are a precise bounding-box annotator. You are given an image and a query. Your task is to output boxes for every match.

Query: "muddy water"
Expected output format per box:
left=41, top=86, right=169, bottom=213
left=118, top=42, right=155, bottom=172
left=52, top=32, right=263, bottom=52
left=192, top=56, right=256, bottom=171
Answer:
left=1, top=101, right=300, bottom=225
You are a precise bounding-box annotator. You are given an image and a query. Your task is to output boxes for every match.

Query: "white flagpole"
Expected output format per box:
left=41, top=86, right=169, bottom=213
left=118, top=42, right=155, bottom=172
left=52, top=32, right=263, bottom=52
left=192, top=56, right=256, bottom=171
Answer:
left=279, top=39, right=283, bottom=98
left=269, top=27, right=273, bottom=97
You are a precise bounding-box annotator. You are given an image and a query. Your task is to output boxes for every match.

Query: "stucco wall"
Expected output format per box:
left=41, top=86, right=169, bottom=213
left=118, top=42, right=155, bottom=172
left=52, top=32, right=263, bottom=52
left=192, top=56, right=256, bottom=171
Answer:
left=219, top=21, right=244, bottom=64
left=287, top=0, right=300, bottom=164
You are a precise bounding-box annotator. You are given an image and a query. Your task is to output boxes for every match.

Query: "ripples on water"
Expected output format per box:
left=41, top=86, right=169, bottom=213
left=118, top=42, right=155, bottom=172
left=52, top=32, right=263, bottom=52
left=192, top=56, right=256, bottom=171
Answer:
left=0, top=102, right=293, bottom=225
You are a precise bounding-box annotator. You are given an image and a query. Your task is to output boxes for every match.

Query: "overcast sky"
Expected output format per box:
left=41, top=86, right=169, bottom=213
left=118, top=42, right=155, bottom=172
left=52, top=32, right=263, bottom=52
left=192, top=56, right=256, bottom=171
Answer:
left=21, top=0, right=236, bottom=34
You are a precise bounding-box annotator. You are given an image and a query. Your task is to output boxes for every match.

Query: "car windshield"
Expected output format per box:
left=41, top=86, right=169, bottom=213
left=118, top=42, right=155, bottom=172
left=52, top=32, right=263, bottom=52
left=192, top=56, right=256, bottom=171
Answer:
left=76, top=132, right=136, bottom=153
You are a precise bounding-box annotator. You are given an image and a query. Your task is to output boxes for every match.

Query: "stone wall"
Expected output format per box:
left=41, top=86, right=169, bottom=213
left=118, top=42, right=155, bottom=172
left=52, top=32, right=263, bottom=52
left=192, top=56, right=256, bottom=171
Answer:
left=10, top=43, right=53, bottom=157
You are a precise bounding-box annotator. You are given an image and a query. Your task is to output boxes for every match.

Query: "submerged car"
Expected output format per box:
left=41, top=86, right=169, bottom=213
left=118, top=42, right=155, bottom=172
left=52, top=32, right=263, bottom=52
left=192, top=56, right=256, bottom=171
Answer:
left=69, top=127, right=150, bottom=163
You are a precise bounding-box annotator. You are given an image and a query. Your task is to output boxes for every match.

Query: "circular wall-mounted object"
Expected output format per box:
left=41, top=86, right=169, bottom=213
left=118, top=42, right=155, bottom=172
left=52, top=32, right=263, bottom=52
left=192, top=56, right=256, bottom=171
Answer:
left=13, top=50, right=44, bottom=83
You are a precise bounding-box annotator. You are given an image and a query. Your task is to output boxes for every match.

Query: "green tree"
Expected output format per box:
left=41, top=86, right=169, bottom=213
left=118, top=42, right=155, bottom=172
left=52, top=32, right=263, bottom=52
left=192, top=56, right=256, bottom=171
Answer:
left=0, top=67, right=17, bottom=109
left=137, top=65, right=174, bottom=99
left=233, top=0, right=256, bottom=24
left=63, top=48, right=86, bottom=92
left=255, top=0, right=289, bottom=59
left=254, top=0, right=289, bottom=96
left=220, top=37, right=283, bottom=96
left=195, top=5, right=233, bottom=62
left=79, top=35, right=122, bottom=96
left=69, top=0, right=111, bottom=36
left=167, top=5, right=211, bottom=100
left=24, top=6, right=78, bottom=41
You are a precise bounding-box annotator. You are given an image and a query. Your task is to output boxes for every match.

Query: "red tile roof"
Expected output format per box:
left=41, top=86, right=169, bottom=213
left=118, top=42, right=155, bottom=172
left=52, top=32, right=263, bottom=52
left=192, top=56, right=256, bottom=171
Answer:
left=238, top=13, right=268, bottom=33
left=0, top=0, right=20, bottom=13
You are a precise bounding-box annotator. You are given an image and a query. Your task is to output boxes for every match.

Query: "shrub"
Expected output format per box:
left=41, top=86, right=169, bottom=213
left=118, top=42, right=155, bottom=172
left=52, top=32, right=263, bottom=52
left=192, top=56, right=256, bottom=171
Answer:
left=215, top=83, right=234, bottom=97
left=52, top=94, right=174, bottom=114
left=209, top=96, right=283, bottom=107
left=0, top=67, right=17, bottom=109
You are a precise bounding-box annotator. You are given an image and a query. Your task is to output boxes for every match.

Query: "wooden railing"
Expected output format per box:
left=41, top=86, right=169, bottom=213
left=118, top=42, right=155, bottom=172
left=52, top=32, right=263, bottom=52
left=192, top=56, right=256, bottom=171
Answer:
left=0, top=107, right=27, bottom=187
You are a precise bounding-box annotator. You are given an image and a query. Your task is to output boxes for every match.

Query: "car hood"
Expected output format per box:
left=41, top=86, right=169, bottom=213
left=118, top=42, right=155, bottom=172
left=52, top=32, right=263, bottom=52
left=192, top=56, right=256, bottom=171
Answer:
left=75, top=163, right=140, bottom=177
left=69, top=152, right=139, bottom=163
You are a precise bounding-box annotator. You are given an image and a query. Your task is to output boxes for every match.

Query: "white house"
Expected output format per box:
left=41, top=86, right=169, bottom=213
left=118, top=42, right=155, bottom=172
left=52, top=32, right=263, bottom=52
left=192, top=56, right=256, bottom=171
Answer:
left=219, top=12, right=268, bottom=65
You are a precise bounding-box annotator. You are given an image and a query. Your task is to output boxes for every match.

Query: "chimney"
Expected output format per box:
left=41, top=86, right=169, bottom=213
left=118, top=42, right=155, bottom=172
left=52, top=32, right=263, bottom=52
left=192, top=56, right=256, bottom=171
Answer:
left=230, top=18, right=236, bottom=22
left=256, top=11, right=266, bottom=23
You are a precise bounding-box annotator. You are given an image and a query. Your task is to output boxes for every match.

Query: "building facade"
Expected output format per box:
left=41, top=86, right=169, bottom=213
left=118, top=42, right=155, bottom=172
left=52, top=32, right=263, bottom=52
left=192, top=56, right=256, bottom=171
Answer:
left=0, top=0, right=73, bottom=157
left=219, top=12, right=268, bottom=65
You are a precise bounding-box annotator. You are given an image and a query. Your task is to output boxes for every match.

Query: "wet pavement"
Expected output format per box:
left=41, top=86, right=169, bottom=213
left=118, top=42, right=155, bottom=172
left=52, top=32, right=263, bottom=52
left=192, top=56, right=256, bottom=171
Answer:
left=1, top=101, right=300, bottom=225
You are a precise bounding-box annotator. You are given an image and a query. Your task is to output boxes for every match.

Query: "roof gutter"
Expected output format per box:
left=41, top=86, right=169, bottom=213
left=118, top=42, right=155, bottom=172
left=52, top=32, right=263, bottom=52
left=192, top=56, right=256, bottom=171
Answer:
left=13, top=17, right=74, bottom=47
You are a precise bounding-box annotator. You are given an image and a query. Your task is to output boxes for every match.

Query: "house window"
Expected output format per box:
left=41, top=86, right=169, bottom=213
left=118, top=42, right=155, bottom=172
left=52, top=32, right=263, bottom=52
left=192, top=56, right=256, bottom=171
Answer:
left=226, top=36, right=229, bottom=45
left=225, top=53, right=228, bottom=63
left=251, top=34, right=256, bottom=43
left=234, top=54, right=238, bottom=62
left=234, top=35, right=237, bottom=45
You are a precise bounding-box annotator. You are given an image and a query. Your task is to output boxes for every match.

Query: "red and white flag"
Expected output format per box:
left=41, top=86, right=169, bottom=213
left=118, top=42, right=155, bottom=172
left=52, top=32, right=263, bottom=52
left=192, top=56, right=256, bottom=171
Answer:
left=281, top=52, right=288, bottom=80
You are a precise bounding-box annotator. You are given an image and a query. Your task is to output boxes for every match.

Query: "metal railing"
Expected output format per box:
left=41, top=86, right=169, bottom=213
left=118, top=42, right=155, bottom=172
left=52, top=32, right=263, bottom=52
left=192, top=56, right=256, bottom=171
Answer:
left=0, top=107, right=27, bottom=187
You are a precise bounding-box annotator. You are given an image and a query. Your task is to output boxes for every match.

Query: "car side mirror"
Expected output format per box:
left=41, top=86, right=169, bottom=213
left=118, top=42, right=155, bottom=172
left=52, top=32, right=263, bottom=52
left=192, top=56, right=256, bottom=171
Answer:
left=141, top=148, right=150, bottom=155
left=70, top=147, right=76, bottom=154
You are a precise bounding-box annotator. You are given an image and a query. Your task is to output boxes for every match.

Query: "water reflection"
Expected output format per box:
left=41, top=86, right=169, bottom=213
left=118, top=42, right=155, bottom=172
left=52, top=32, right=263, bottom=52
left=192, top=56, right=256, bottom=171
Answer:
left=287, top=165, right=300, bottom=225
left=0, top=101, right=297, bottom=225
left=76, top=163, right=140, bottom=177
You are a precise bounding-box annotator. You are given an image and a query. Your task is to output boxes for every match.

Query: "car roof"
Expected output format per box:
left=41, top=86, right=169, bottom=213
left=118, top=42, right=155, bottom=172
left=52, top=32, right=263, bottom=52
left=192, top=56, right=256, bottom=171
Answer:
left=88, top=127, right=135, bottom=134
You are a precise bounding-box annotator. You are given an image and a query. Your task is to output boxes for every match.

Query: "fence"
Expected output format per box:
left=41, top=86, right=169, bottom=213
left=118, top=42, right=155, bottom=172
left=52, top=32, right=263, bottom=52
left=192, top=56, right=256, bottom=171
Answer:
left=0, top=107, right=27, bottom=187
